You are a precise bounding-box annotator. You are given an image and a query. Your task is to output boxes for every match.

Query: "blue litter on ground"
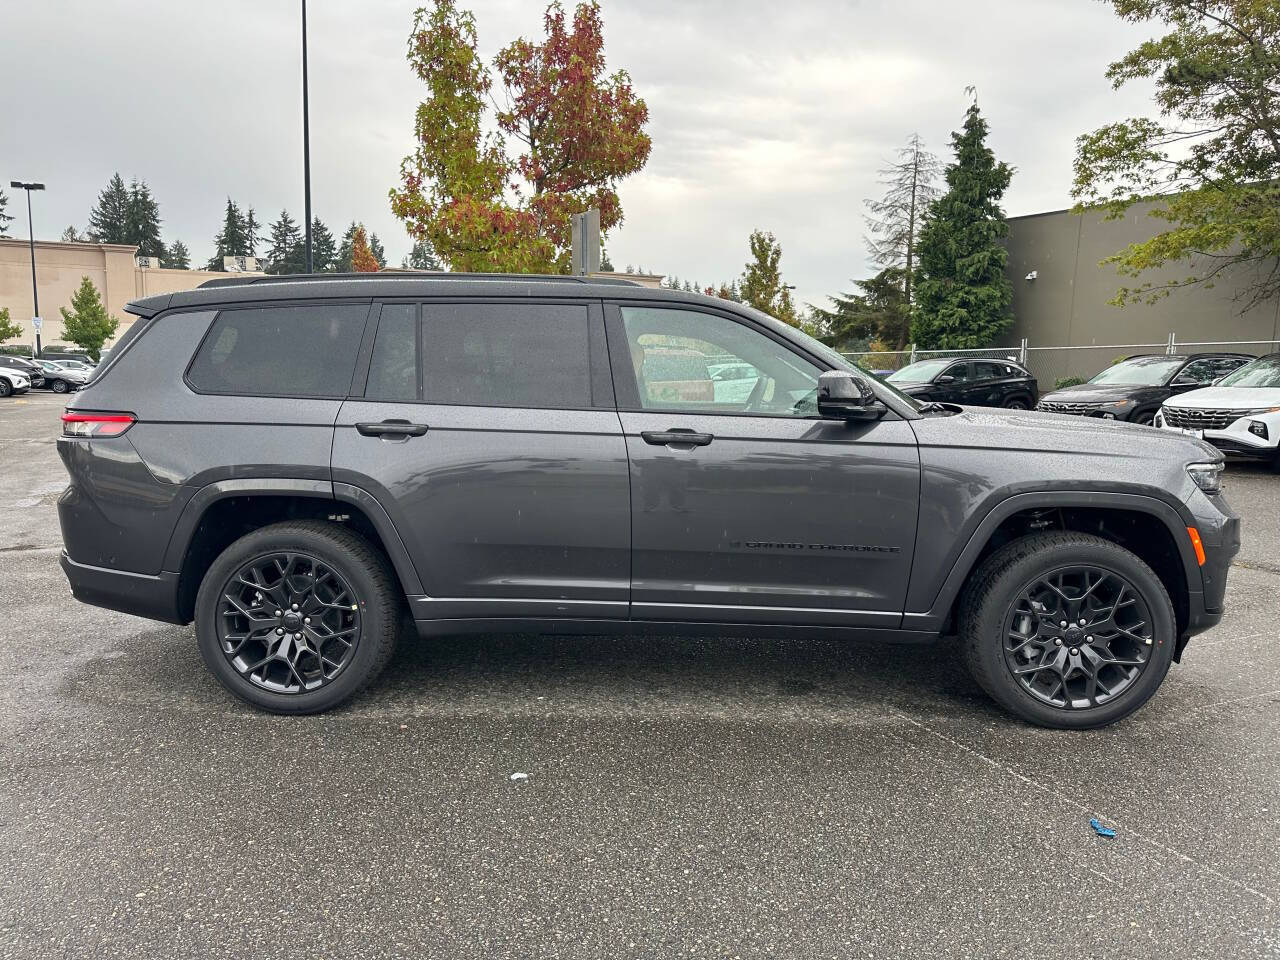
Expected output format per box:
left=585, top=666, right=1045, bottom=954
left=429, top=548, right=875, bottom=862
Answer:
left=1090, top=818, right=1117, bottom=838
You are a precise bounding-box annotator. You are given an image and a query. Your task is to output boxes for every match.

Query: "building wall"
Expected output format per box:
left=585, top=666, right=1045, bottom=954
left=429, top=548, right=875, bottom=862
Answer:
left=0, top=238, right=259, bottom=351
left=1003, top=203, right=1280, bottom=348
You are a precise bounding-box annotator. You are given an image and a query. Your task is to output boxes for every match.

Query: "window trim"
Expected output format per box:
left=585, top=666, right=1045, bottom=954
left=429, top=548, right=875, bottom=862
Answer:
left=183, top=299, right=374, bottom=401
left=603, top=300, right=833, bottom=420
left=358, top=297, right=612, bottom=412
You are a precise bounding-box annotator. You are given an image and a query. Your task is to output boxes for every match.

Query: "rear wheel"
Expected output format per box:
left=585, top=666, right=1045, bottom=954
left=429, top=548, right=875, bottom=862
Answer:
left=1003, top=396, right=1029, bottom=410
left=194, top=520, right=399, bottom=713
left=959, top=532, right=1176, bottom=728
left=50, top=379, right=69, bottom=394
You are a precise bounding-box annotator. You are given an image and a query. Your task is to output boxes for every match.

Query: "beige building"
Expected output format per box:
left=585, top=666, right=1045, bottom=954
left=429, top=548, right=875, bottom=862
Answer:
left=0, top=238, right=261, bottom=351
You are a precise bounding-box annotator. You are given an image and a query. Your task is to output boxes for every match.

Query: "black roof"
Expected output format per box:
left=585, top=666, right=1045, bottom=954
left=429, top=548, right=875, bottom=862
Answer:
left=124, top=272, right=700, bottom=318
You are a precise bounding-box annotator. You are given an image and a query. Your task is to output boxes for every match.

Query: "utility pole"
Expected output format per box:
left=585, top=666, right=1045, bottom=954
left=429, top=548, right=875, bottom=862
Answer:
left=10, top=180, right=45, bottom=355
left=301, top=0, right=314, bottom=273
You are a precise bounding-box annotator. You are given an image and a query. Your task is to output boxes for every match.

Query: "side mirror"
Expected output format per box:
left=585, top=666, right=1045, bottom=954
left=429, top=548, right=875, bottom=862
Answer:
left=935, top=374, right=956, bottom=384
left=818, top=370, right=886, bottom=421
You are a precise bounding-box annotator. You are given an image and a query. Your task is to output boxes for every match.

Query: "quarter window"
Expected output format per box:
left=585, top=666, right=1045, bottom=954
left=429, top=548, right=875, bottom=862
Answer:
left=187, top=304, right=367, bottom=397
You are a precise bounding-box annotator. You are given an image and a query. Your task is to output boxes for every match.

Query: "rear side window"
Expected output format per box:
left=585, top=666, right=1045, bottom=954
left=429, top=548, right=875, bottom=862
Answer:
left=364, top=302, right=594, bottom=409
left=187, top=304, right=367, bottom=397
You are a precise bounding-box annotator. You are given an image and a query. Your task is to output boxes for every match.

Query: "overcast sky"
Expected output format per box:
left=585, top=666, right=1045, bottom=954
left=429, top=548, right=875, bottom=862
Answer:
left=1, top=0, right=1156, bottom=308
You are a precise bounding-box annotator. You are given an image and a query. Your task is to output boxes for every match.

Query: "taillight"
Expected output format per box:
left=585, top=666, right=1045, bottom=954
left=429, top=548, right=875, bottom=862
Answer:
left=61, top=412, right=136, bottom=438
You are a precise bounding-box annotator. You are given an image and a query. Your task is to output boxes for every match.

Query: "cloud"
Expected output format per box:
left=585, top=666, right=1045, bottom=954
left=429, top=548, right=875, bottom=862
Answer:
left=1, top=0, right=1155, bottom=306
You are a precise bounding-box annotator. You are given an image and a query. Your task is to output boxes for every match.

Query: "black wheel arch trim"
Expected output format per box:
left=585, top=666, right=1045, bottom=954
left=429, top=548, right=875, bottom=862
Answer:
left=160, top=478, right=424, bottom=598
left=904, top=489, right=1201, bottom=633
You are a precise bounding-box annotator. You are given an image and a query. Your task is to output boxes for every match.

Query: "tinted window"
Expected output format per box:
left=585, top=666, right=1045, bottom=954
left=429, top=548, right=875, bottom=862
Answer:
left=366, top=304, right=418, bottom=401
left=945, top=363, right=973, bottom=383
left=420, top=303, right=592, bottom=409
left=972, top=361, right=1004, bottom=380
left=619, top=306, right=821, bottom=417
left=1177, top=358, right=1224, bottom=384
left=188, top=304, right=367, bottom=397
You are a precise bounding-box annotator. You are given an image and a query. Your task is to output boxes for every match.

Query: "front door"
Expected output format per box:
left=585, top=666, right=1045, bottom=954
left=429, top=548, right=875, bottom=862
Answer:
left=332, top=299, right=631, bottom=622
left=607, top=303, right=920, bottom=628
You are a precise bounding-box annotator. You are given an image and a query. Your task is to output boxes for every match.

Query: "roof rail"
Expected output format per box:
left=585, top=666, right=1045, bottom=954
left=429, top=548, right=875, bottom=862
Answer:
left=197, top=271, right=640, bottom=289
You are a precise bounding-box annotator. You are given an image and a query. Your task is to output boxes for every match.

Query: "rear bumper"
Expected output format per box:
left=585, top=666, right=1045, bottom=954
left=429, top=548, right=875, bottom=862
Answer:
left=59, top=551, right=184, bottom=624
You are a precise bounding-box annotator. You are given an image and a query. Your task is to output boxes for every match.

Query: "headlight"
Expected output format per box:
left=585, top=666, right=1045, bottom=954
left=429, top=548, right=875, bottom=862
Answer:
left=1186, top=461, right=1224, bottom=495
left=1106, top=399, right=1135, bottom=409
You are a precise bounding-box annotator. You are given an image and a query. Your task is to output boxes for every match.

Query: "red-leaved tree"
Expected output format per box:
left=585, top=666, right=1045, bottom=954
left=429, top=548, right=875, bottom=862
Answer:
left=390, top=0, right=650, bottom=273
left=351, top=226, right=379, bottom=273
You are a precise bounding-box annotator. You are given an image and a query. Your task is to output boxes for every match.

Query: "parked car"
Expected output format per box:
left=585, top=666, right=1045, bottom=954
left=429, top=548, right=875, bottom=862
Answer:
left=57, top=274, right=1238, bottom=729
left=1155, top=353, right=1280, bottom=470
left=886, top=358, right=1039, bottom=409
left=0, top=366, right=30, bottom=397
left=51, top=358, right=96, bottom=375
left=40, top=349, right=94, bottom=365
left=1036, top=353, right=1252, bottom=424
left=0, top=354, right=45, bottom=389
left=34, top=359, right=89, bottom=393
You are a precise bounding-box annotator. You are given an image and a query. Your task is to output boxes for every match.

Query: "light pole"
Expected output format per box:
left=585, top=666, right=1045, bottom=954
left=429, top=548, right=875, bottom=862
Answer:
left=10, top=180, right=45, bottom=355
left=301, top=0, right=313, bottom=273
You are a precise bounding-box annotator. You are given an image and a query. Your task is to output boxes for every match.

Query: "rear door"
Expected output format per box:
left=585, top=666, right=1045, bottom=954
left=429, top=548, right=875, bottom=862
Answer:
left=608, top=302, right=919, bottom=628
left=332, top=299, right=631, bottom=622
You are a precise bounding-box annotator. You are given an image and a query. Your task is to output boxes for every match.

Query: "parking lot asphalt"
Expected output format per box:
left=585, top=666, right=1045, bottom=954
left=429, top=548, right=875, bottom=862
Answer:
left=0, top=393, right=1277, bottom=959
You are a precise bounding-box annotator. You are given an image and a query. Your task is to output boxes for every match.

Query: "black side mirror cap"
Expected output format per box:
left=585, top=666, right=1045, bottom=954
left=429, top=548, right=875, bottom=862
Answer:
left=817, top=370, right=886, bottom=421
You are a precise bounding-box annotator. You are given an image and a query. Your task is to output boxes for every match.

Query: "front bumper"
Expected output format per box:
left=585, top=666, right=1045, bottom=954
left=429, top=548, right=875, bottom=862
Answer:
left=1178, top=489, right=1241, bottom=655
left=1157, top=410, right=1280, bottom=459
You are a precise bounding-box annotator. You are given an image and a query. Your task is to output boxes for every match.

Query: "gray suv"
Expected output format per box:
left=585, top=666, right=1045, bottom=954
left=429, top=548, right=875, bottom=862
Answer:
left=56, top=274, right=1239, bottom=728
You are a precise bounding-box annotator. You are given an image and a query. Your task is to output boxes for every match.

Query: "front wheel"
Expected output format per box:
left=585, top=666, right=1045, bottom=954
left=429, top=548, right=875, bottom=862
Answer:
left=0, top=380, right=11, bottom=398
left=194, top=520, right=400, bottom=713
left=1132, top=409, right=1156, bottom=426
left=1003, top=397, right=1029, bottom=410
left=959, top=532, right=1176, bottom=729
left=50, top=379, right=69, bottom=394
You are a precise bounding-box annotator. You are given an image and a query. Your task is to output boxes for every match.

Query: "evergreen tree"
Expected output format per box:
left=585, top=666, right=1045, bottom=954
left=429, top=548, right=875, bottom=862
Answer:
left=311, top=218, right=337, bottom=272
left=912, top=104, right=1014, bottom=349
left=58, top=277, right=120, bottom=361
left=0, top=188, right=12, bottom=235
left=864, top=133, right=942, bottom=311
left=336, top=222, right=359, bottom=272
left=243, top=207, right=262, bottom=257
left=0, top=307, right=22, bottom=343
left=265, top=210, right=305, bottom=274
left=125, top=179, right=166, bottom=260
left=87, top=173, right=132, bottom=244
left=167, top=239, right=191, bottom=269
left=61, top=226, right=84, bottom=243
left=369, top=232, right=387, bottom=269
left=403, top=237, right=442, bottom=270
left=600, top=247, right=614, bottom=272
left=207, top=198, right=250, bottom=270
left=739, top=229, right=798, bottom=325
left=810, top=267, right=910, bottom=350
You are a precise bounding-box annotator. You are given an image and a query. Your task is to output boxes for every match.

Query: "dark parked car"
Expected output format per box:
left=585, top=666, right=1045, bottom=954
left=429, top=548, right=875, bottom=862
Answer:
left=1037, top=353, right=1252, bottom=425
left=40, top=349, right=94, bottom=365
left=0, top=354, right=45, bottom=389
left=33, top=359, right=89, bottom=394
left=57, top=274, right=1238, bottom=728
left=887, top=357, right=1039, bottom=409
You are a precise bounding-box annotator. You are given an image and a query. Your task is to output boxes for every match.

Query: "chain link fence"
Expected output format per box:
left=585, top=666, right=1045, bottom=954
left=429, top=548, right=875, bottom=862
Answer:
left=843, top=337, right=1280, bottom=390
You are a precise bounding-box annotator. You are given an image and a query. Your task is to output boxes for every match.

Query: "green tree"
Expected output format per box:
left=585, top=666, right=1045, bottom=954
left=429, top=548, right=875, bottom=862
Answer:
left=0, top=188, right=12, bottom=235
left=403, top=237, right=442, bottom=270
left=1073, top=0, right=1280, bottom=311
left=167, top=239, right=191, bottom=269
left=390, top=0, right=651, bottom=273
left=125, top=179, right=166, bottom=260
left=61, top=226, right=84, bottom=243
left=369, top=232, right=387, bottom=268
left=311, top=218, right=337, bottom=271
left=811, top=267, right=910, bottom=350
left=739, top=229, right=798, bottom=326
left=0, top=307, right=22, bottom=343
left=207, top=198, right=250, bottom=270
left=865, top=134, right=942, bottom=311
left=912, top=103, right=1014, bottom=349
left=58, top=277, right=119, bottom=361
left=336, top=222, right=360, bottom=272
left=243, top=207, right=262, bottom=257
left=87, top=173, right=132, bottom=244
left=265, top=210, right=305, bottom=274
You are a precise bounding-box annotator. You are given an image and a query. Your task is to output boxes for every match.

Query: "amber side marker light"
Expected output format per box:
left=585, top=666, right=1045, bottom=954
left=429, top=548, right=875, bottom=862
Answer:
left=1187, top=527, right=1206, bottom=567
left=61, top=412, right=135, bottom=438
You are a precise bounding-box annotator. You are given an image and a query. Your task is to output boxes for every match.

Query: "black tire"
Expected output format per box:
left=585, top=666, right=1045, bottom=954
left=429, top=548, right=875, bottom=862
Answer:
left=0, top=379, right=11, bottom=398
left=1132, top=409, right=1156, bottom=426
left=959, top=532, right=1176, bottom=729
left=50, top=379, right=68, bottom=394
left=1003, top=396, right=1029, bottom=410
left=194, top=520, right=399, bottom=714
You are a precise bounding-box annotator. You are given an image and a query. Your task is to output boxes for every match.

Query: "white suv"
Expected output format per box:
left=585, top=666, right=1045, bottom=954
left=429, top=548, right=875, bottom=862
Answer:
left=1156, top=353, right=1280, bottom=469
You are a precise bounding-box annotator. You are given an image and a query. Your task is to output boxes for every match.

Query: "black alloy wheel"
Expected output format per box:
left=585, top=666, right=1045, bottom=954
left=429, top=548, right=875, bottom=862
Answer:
left=1002, top=566, right=1153, bottom=710
left=216, top=552, right=361, bottom=694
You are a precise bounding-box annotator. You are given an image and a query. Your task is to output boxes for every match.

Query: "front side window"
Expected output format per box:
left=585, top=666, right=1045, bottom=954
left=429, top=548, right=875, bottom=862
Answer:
left=188, top=304, right=367, bottom=397
left=366, top=304, right=418, bottom=401
left=1176, top=358, right=1225, bottom=384
left=619, top=306, right=821, bottom=417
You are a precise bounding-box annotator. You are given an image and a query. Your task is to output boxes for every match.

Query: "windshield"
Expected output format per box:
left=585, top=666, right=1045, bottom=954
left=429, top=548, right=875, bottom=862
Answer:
left=1089, top=356, right=1186, bottom=386
left=887, top=360, right=951, bottom=384
left=1217, top=354, right=1280, bottom=388
left=740, top=304, right=925, bottom=412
